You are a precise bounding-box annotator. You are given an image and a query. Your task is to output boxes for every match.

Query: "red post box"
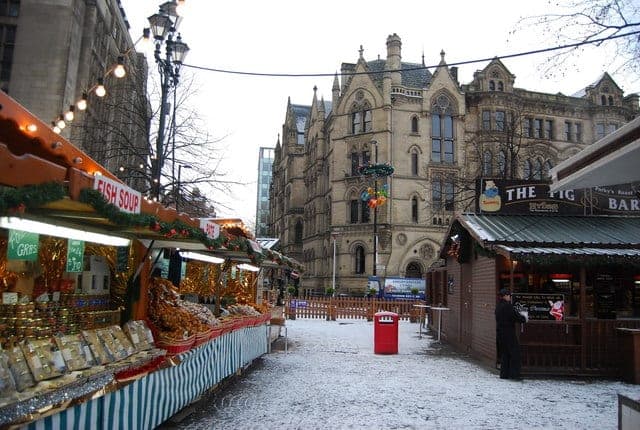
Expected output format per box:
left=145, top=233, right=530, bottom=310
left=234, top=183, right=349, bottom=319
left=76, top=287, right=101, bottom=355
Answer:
left=374, top=311, right=399, bottom=354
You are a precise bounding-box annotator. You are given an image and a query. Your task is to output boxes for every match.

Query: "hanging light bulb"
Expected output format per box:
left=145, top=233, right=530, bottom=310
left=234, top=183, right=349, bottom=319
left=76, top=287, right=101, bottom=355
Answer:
left=113, top=56, right=126, bottom=78
left=52, top=122, right=61, bottom=134
left=77, top=93, right=88, bottom=111
left=176, top=0, right=186, bottom=16
left=95, top=78, right=106, bottom=97
left=64, top=105, right=75, bottom=122
left=56, top=116, right=66, bottom=130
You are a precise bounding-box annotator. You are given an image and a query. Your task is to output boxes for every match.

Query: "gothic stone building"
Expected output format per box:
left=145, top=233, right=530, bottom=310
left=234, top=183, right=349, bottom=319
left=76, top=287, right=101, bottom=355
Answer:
left=270, top=33, right=639, bottom=296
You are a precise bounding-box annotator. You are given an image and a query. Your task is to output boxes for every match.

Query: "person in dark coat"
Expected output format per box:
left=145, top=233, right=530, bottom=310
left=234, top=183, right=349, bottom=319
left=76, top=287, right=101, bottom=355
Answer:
left=495, top=288, right=527, bottom=380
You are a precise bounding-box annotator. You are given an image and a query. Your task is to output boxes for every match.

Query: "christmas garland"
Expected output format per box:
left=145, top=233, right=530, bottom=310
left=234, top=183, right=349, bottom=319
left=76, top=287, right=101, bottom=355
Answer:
left=0, top=181, right=66, bottom=214
left=0, top=183, right=311, bottom=270
left=358, top=163, right=394, bottom=177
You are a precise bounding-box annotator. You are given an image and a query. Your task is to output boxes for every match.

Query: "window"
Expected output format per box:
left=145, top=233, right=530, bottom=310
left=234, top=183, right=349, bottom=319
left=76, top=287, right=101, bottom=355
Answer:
left=294, top=220, right=303, bottom=244
left=497, top=81, right=504, bottom=91
left=523, top=159, right=532, bottom=179
left=575, top=123, right=582, bottom=142
left=543, top=160, right=553, bottom=179
left=608, top=95, right=614, bottom=106
left=411, top=152, right=418, bottom=176
left=564, top=121, right=572, bottom=141
left=431, top=95, right=455, bottom=164
left=0, top=24, right=16, bottom=84
left=351, top=152, right=359, bottom=176
left=411, top=197, right=418, bottom=223
left=534, top=119, right=543, bottom=138
left=411, top=116, right=419, bottom=133
left=350, top=200, right=359, bottom=223
left=361, top=200, right=370, bottom=223
left=523, top=118, right=531, bottom=138
left=351, top=105, right=372, bottom=134
left=489, top=80, right=495, bottom=91
left=601, top=95, right=607, bottom=106
left=0, top=0, right=19, bottom=17
left=482, top=150, right=493, bottom=176
left=545, top=120, right=553, bottom=139
left=432, top=178, right=454, bottom=211
left=608, top=123, right=618, bottom=134
left=351, top=111, right=361, bottom=134
left=354, top=245, right=365, bottom=274
left=482, top=110, right=491, bottom=130
left=533, top=159, right=543, bottom=180
left=495, top=111, right=505, bottom=132
left=498, top=150, right=506, bottom=177
left=596, top=123, right=606, bottom=140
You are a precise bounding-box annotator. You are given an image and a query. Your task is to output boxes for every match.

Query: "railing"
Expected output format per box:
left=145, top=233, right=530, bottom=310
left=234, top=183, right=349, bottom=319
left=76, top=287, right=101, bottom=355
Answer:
left=285, top=297, right=424, bottom=321
left=520, top=319, right=640, bottom=376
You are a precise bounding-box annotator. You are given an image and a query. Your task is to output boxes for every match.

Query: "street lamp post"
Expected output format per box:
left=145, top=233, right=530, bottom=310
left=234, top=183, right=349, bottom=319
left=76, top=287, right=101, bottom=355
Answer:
left=176, top=163, right=192, bottom=212
left=147, top=1, right=190, bottom=201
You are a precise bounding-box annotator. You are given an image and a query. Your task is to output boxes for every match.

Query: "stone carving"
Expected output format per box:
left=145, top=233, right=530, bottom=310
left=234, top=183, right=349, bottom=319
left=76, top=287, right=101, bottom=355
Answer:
left=419, top=244, right=433, bottom=259
left=396, top=233, right=407, bottom=245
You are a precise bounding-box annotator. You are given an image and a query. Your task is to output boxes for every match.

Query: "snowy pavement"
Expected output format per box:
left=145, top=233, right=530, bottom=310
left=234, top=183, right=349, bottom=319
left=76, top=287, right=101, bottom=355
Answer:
left=166, top=318, right=640, bottom=429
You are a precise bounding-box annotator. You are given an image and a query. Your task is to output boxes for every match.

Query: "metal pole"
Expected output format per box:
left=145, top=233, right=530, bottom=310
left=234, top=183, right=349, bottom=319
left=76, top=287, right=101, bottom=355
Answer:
left=373, top=143, right=378, bottom=277
left=332, top=235, right=336, bottom=295
left=152, top=43, right=171, bottom=200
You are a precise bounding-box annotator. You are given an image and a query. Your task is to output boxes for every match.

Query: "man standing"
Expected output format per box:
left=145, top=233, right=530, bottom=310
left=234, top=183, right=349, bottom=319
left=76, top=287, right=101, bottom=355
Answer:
left=495, top=288, right=527, bottom=380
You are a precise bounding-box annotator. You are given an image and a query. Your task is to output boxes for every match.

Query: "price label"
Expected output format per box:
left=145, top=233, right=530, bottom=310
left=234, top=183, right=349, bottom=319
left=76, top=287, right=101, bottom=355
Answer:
left=66, top=240, right=85, bottom=273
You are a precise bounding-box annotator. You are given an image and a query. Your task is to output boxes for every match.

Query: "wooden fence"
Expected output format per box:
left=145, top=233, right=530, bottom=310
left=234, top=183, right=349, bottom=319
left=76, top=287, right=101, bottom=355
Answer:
left=285, top=297, right=425, bottom=321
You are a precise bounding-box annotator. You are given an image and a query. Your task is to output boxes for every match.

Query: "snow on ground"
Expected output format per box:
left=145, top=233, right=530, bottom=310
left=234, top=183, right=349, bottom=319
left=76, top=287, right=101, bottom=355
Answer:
left=173, top=318, right=640, bottom=430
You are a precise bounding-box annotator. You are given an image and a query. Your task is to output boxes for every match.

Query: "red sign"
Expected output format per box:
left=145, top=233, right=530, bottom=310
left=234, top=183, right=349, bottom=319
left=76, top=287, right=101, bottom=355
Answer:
left=93, top=176, right=141, bottom=214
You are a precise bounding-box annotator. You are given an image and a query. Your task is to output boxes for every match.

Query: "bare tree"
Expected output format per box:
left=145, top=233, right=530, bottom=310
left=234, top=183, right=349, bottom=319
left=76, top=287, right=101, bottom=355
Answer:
left=513, top=0, right=640, bottom=80
left=70, top=69, right=243, bottom=216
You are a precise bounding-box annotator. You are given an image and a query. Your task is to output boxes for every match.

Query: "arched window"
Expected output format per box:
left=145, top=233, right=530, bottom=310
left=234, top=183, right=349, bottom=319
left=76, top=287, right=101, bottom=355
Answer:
left=361, top=198, right=370, bottom=223
left=482, top=150, right=493, bottom=176
left=411, top=197, right=418, bottom=223
left=497, top=81, right=504, bottom=91
left=354, top=245, right=365, bottom=274
left=523, top=159, right=532, bottom=179
left=601, top=95, right=607, bottom=106
left=294, top=220, right=303, bottom=244
left=543, top=160, right=553, bottom=179
left=411, top=151, right=419, bottom=176
left=351, top=111, right=361, bottom=134
left=608, top=95, right=614, bottom=106
left=431, top=95, right=455, bottom=164
left=498, top=150, right=506, bottom=177
left=406, top=262, right=422, bottom=278
left=489, top=80, right=495, bottom=91
left=411, top=116, right=419, bottom=133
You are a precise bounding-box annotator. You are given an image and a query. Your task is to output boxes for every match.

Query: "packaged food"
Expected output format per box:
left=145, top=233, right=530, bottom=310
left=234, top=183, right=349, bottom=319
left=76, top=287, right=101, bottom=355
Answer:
left=96, top=328, right=127, bottom=361
left=54, top=333, right=95, bottom=371
left=20, top=338, right=68, bottom=381
left=123, top=320, right=154, bottom=351
left=0, top=349, right=18, bottom=403
left=4, top=345, right=35, bottom=391
left=108, top=325, right=135, bottom=357
left=81, top=329, right=114, bottom=365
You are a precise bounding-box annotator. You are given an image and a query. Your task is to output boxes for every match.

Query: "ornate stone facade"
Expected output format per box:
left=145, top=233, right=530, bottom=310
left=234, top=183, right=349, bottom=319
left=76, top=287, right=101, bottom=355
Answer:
left=270, top=34, right=639, bottom=295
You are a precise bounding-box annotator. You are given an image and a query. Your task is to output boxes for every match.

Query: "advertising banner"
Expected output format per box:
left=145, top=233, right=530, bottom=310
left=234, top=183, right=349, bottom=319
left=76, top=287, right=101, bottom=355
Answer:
left=7, top=229, right=39, bottom=261
left=512, top=293, right=565, bottom=321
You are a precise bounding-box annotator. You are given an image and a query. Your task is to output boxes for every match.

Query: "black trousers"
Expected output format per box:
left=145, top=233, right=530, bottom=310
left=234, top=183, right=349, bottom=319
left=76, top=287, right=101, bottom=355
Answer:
left=498, top=332, right=521, bottom=379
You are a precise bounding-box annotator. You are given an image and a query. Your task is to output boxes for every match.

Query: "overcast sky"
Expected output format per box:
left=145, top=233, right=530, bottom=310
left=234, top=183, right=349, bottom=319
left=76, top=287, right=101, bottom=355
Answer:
left=119, top=0, right=639, bottom=229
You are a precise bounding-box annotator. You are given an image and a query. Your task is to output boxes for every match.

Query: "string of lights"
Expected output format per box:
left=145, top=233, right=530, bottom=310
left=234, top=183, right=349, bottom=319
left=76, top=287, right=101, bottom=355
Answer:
left=51, top=24, right=639, bottom=133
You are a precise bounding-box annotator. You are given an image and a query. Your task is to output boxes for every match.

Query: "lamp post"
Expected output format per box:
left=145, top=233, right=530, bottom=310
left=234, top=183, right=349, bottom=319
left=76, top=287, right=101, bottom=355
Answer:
left=331, top=231, right=338, bottom=296
left=176, top=163, right=192, bottom=212
left=147, top=1, right=190, bottom=201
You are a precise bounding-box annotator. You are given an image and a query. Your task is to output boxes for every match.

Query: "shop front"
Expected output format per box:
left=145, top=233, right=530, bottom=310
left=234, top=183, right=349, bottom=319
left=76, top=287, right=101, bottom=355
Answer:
left=429, top=179, right=640, bottom=378
left=0, top=92, right=301, bottom=427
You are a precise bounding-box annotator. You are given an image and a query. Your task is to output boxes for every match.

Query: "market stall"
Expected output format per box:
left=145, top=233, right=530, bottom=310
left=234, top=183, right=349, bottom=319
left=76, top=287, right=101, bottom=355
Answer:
left=0, top=92, right=300, bottom=428
left=429, top=179, right=640, bottom=378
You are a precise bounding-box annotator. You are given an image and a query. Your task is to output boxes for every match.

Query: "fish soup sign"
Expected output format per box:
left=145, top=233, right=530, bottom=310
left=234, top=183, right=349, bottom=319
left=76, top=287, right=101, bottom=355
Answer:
left=93, top=176, right=141, bottom=214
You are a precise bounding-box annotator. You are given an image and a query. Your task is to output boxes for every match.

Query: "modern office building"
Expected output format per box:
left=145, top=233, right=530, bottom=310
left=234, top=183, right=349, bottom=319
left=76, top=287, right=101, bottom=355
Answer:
left=255, top=146, right=275, bottom=237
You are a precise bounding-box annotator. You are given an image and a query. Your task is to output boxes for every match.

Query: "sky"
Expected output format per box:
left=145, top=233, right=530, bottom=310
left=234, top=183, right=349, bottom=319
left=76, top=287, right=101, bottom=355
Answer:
left=163, top=318, right=640, bottom=429
left=119, top=0, right=639, bottom=230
